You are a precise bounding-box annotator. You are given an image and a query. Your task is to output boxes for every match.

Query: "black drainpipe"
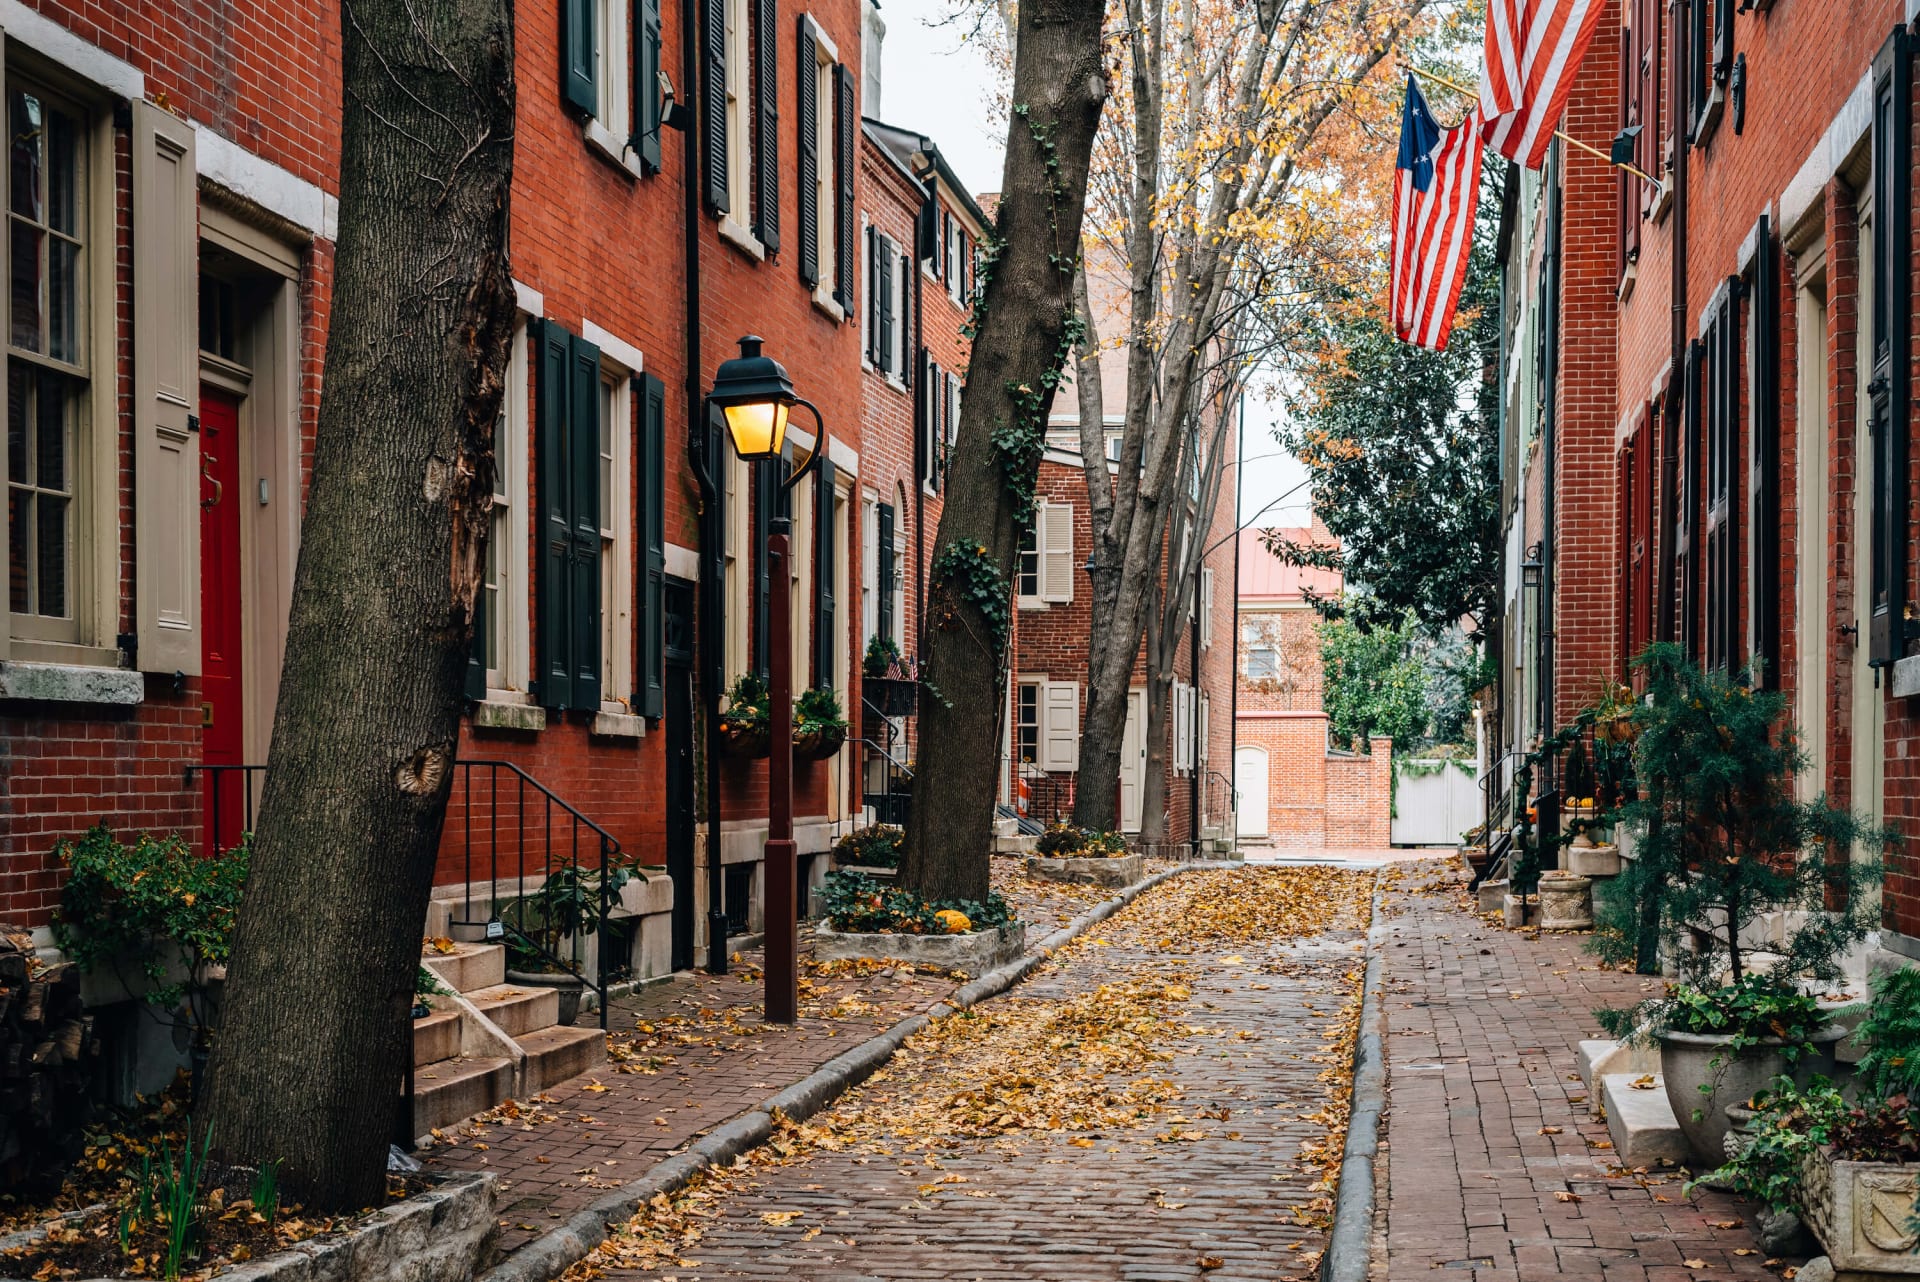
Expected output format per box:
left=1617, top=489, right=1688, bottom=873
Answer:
left=913, top=159, right=933, bottom=657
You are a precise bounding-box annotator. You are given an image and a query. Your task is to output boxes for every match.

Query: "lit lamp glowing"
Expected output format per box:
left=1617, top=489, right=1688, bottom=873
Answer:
left=710, top=336, right=796, bottom=461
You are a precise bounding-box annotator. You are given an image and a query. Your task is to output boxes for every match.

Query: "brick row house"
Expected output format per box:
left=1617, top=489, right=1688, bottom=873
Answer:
left=1489, top=0, right=1920, bottom=957
left=0, top=0, right=983, bottom=1101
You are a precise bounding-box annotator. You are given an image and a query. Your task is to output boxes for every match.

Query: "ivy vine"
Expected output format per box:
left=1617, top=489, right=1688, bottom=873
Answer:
left=930, top=538, right=1012, bottom=655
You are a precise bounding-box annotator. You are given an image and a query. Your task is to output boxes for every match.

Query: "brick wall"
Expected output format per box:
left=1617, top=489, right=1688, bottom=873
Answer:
left=1233, top=715, right=1389, bottom=848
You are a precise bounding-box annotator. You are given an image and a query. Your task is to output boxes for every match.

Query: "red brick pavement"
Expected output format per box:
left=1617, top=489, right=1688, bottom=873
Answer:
left=1378, top=863, right=1800, bottom=1281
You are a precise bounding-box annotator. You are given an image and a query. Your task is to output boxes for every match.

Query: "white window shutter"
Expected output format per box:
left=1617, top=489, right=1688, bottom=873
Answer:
left=1200, top=568, right=1214, bottom=648
left=1042, top=501, right=1074, bottom=603
left=1199, top=693, right=1210, bottom=764
left=1042, top=681, right=1080, bottom=771
left=134, top=102, right=201, bottom=674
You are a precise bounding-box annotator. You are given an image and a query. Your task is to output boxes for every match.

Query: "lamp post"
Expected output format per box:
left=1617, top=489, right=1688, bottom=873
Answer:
left=708, top=336, right=825, bottom=1026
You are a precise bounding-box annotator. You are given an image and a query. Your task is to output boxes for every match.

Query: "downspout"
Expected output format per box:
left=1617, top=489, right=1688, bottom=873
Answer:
left=1229, top=395, right=1243, bottom=855
left=683, top=0, right=727, bottom=976
left=913, top=159, right=933, bottom=657
left=1659, top=0, right=1690, bottom=644
left=1189, top=561, right=1201, bottom=857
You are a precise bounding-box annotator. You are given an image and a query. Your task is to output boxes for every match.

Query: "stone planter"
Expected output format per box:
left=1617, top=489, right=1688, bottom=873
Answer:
left=1799, top=1146, right=1920, bottom=1274
left=1536, top=871, right=1594, bottom=930
left=1024, top=852, right=1144, bottom=889
left=507, top=967, right=584, bottom=1026
left=0, top=1173, right=495, bottom=1282
left=1565, top=843, right=1622, bottom=877
left=1658, top=1024, right=1845, bottom=1165
left=814, top=921, right=1026, bottom=975
left=1501, top=893, right=1531, bottom=928
left=1476, top=877, right=1509, bottom=914
left=835, top=863, right=898, bottom=882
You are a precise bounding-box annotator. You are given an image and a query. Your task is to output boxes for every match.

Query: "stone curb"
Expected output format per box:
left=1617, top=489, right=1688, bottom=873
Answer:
left=1322, top=886, right=1388, bottom=1282
left=477, top=859, right=1231, bottom=1282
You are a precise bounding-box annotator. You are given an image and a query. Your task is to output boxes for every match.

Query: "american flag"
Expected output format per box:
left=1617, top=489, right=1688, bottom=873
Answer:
left=1480, top=0, right=1609, bottom=168
left=1391, top=77, right=1485, bottom=352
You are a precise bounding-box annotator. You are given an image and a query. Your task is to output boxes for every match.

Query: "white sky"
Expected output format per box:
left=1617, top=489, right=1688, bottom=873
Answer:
left=877, top=0, right=1314, bottom=533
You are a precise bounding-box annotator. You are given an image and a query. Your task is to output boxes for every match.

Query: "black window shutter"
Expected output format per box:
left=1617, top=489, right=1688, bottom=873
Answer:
left=941, top=211, right=952, bottom=278
left=536, top=320, right=575, bottom=710
left=1747, top=224, right=1779, bottom=687
left=639, top=372, right=668, bottom=718
left=865, top=225, right=878, bottom=360
left=797, top=22, right=820, bottom=288
left=914, top=349, right=929, bottom=483
left=834, top=63, right=856, bottom=313
left=638, top=0, right=664, bottom=173
left=753, top=461, right=773, bottom=681
left=1870, top=30, right=1913, bottom=666
left=701, top=0, right=729, bottom=214
left=568, top=333, right=604, bottom=711
left=814, top=458, right=836, bottom=687
left=876, top=502, right=895, bottom=644
left=466, top=582, right=488, bottom=699
left=877, top=244, right=894, bottom=374
left=753, top=0, right=779, bottom=251
left=927, top=359, right=942, bottom=491
left=916, top=198, right=937, bottom=264
left=563, top=0, right=598, bottom=115
left=898, top=250, right=912, bottom=382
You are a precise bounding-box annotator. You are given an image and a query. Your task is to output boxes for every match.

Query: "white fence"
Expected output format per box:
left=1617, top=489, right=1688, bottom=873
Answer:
left=1390, top=759, right=1481, bottom=847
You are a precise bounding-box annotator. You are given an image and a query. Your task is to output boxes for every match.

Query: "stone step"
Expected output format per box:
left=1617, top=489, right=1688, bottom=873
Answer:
left=413, top=1009, right=462, bottom=1068
left=469, top=983, right=561, bottom=1037
left=1600, top=1072, right=1689, bottom=1167
left=1577, top=1037, right=1660, bottom=1097
left=422, top=942, right=506, bottom=994
left=520, top=1025, right=606, bottom=1094
left=412, top=1055, right=512, bottom=1135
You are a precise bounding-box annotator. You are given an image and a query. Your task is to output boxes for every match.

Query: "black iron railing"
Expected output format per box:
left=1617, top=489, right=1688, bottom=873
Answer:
left=859, top=693, right=915, bottom=826
left=1202, top=770, right=1238, bottom=851
left=187, top=759, right=622, bottom=1030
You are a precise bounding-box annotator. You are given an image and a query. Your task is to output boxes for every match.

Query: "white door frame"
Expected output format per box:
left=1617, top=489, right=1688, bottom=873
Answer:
left=1235, top=745, right=1268, bottom=838
left=1119, top=688, right=1145, bottom=833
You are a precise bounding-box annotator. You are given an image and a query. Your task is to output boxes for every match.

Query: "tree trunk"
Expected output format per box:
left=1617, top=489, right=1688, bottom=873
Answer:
left=901, top=0, right=1108, bottom=904
left=204, top=0, right=516, bottom=1211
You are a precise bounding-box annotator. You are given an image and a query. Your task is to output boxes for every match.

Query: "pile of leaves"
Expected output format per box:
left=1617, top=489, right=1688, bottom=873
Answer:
left=830, top=825, right=904, bottom=870
left=819, top=871, right=1014, bottom=936
left=1132, top=866, right=1373, bottom=947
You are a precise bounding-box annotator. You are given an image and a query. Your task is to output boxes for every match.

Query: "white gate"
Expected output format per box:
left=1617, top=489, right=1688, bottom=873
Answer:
left=1390, top=759, right=1481, bottom=846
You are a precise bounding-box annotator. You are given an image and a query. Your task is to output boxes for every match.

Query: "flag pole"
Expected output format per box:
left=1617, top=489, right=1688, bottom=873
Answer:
left=1398, top=62, right=1665, bottom=194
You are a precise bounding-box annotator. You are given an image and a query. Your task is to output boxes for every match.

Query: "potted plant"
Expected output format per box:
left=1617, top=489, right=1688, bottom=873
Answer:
left=862, top=636, right=919, bottom=717
left=502, top=859, right=637, bottom=1025
left=793, top=686, right=849, bottom=760
left=1594, top=644, right=1888, bottom=1165
left=719, top=673, right=772, bottom=758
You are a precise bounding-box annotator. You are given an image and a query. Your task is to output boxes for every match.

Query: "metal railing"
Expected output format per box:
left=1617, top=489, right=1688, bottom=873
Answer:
left=1019, top=765, right=1073, bottom=828
left=859, top=695, right=915, bottom=827
left=1202, top=770, right=1238, bottom=854
left=187, top=759, right=623, bottom=1030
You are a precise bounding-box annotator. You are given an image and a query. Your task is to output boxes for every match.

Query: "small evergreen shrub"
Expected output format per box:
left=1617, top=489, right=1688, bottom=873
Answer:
left=832, top=824, right=904, bottom=869
left=819, top=870, right=1013, bottom=935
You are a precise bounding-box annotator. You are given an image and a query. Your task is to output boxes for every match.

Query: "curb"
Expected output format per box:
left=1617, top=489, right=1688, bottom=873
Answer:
left=478, top=859, right=1232, bottom=1282
left=1322, top=885, right=1388, bottom=1282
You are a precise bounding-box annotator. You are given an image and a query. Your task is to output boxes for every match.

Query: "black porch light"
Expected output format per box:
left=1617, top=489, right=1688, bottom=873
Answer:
left=1521, top=542, right=1544, bottom=591
left=710, top=335, right=796, bottom=461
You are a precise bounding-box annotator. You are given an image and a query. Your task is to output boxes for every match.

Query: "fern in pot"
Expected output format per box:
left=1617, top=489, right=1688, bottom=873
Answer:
left=1594, top=644, right=1889, bottom=1166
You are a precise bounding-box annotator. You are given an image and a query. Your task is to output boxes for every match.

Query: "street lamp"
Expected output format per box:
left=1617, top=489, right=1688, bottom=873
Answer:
left=708, top=335, right=826, bottom=1026
left=1521, top=542, right=1544, bottom=592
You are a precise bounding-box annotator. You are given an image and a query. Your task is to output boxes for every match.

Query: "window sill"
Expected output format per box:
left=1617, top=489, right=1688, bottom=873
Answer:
left=1690, top=92, right=1724, bottom=150
left=592, top=709, right=646, bottom=738
left=885, top=374, right=908, bottom=395
left=474, top=698, right=547, bottom=731
left=719, top=218, right=766, bottom=261
left=0, top=659, right=144, bottom=706
left=812, top=290, right=845, bottom=323
left=582, top=119, right=644, bottom=179
left=1017, top=596, right=1048, bottom=611
left=1891, top=654, right=1920, bottom=700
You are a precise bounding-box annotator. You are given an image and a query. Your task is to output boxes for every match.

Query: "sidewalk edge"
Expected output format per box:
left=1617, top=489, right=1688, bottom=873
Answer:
left=477, top=859, right=1225, bottom=1282
left=1322, top=883, right=1388, bottom=1282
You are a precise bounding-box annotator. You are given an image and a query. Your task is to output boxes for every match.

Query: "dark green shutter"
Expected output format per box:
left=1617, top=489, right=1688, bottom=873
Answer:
left=537, top=320, right=575, bottom=709
left=877, top=246, right=894, bottom=374
left=562, top=0, right=598, bottom=115
left=797, top=22, right=819, bottom=287
left=701, top=0, right=729, bottom=213
left=753, top=0, right=779, bottom=251
left=834, top=63, right=855, bottom=313
left=898, top=250, right=912, bottom=383
left=876, top=502, right=895, bottom=646
left=753, top=461, right=773, bottom=681
left=814, top=458, right=836, bottom=688
left=916, top=197, right=937, bottom=263
left=914, top=349, right=929, bottom=483
left=639, top=373, right=667, bottom=718
left=864, top=226, right=878, bottom=361
left=637, top=0, right=663, bottom=173
left=1870, top=29, right=1913, bottom=667
left=568, top=333, right=604, bottom=711
left=465, top=582, right=488, bottom=699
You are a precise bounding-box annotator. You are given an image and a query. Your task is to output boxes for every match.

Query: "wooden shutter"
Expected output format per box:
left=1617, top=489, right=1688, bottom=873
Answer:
left=1617, top=437, right=1635, bottom=674
left=537, top=320, right=575, bottom=708
left=1041, top=501, right=1074, bottom=603
left=1632, top=403, right=1654, bottom=659
left=1870, top=30, right=1913, bottom=667
left=753, top=0, right=779, bottom=251
left=833, top=64, right=855, bottom=313
left=754, top=461, right=773, bottom=680
left=876, top=503, right=895, bottom=643
left=814, top=458, right=836, bottom=687
left=638, top=0, right=664, bottom=173
left=1747, top=218, right=1780, bottom=686
left=797, top=23, right=819, bottom=288
left=639, top=372, right=667, bottom=718
left=1042, top=682, right=1079, bottom=771
left=898, top=250, right=912, bottom=383
left=915, top=351, right=931, bottom=484
left=567, top=333, right=604, bottom=708
left=877, top=241, right=894, bottom=375
left=133, top=102, right=201, bottom=673
left=864, top=225, right=877, bottom=361
left=916, top=197, right=937, bottom=263
left=701, top=0, right=729, bottom=213
left=1678, top=341, right=1701, bottom=659
left=1200, top=567, right=1214, bottom=648
left=466, top=582, right=489, bottom=700
left=1640, top=0, right=1661, bottom=210
left=1617, top=23, right=1633, bottom=281
left=562, top=0, right=598, bottom=114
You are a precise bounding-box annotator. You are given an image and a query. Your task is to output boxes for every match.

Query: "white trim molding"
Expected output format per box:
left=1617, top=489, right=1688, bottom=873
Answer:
left=1, top=1, right=143, bottom=100
left=195, top=126, right=338, bottom=240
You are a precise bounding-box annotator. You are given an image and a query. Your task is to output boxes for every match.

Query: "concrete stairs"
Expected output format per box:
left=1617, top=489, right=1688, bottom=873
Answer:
left=412, top=941, right=605, bottom=1135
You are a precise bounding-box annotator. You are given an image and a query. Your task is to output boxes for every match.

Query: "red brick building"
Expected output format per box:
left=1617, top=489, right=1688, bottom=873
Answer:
left=1496, top=0, right=1920, bottom=951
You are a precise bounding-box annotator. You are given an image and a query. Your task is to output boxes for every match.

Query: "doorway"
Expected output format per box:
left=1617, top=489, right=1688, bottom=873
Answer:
left=199, top=385, right=245, bottom=851
left=1235, top=746, right=1269, bottom=838
left=1120, top=689, right=1145, bottom=833
left=1795, top=251, right=1829, bottom=802
left=1851, top=196, right=1886, bottom=879
left=664, top=576, right=697, bottom=972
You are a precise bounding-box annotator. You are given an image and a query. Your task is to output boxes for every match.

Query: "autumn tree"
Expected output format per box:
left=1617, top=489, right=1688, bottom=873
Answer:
left=203, top=0, right=516, bottom=1210
left=1064, top=0, right=1436, bottom=833
left=900, top=0, right=1110, bottom=902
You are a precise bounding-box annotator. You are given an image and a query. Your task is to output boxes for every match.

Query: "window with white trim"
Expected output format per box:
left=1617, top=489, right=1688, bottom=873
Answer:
left=481, top=321, right=532, bottom=693
left=860, top=491, right=877, bottom=648
left=589, top=0, right=633, bottom=159
left=724, top=450, right=750, bottom=684
left=1017, top=501, right=1074, bottom=607
left=598, top=369, right=633, bottom=706
left=1015, top=679, right=1041, bottom=767
left=724, top=0, right=753, bottom=238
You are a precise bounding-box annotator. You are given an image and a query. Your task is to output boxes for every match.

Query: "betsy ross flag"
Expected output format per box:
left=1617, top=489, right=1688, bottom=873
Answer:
left=1391, top=77, right=1485, bottom=352
left=1480, top=0, right=1610, bottom=168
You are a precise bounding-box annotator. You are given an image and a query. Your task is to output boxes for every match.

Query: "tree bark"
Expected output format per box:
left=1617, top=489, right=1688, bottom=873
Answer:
left=204, top=0, right=516, bottom=1211
left=1139, top=571, right=1170, bottom=843
left=901, top=0, right=1108, bottom=904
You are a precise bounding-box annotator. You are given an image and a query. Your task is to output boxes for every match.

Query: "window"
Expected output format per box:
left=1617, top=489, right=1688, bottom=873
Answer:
left=1199, top=566, right=1214, bottom=648
left=1635, top=0, right=1665, bottom=218
left=1688, top=0, right=1730, bottom=143
left=1246, top=647, right=1278, bottom=680
left=597, top=370, right=632, bottom=708
left=799, top=20, right=842, bottom=304
left=1868, top=30, right=1913, bottom=666
left=7, top=82, right=88, bottom=644
left=889, top=486, right=906, bottom=649
left=1699, top=282, right=1738, bottom=674
left=1746, top=219, right=1780, bottom=684
left=860, top=492, right=877, bottom=649
left=724, top=450, right=749, bottom=684
left=724, top=0, right=751, bottom=228
left=1015, top=679, right=1040, bottom=765
left=1017, top=501, right=1074, bottom=606
left=1016, top=520, right=1039, bottom=599
left=944, top=214, right=970, bottom=305
left=866, top=230, right=909, bottom=380
left=474, top=322, right=532, bottom=696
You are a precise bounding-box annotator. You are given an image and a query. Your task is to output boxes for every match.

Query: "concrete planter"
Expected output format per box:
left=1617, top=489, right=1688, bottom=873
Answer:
left=1566, top=843, right=1622, bottom=877
left=1536, top=871, right=1594, bottom=930
left=1658, top=1025, right=1844, bottom=1165
left=1476, top=877, right=1509, bottom=914
left=1799, top=1147, right=1920, bottom=1274
left=0, top=1173, right=495, bottom=1282
left=1024, top=853, right=1144, bottom=888
left=813, top=921, right=1026, bottom=975
left=506, top=968, right=583, bottom=1027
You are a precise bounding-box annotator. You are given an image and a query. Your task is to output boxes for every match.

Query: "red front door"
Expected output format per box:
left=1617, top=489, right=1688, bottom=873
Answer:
left=199, top=387, right=246, bottom=853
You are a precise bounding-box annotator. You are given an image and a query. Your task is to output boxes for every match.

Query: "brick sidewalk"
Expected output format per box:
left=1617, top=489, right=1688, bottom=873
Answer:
left=1378, top=862, right=1799, bottom=1281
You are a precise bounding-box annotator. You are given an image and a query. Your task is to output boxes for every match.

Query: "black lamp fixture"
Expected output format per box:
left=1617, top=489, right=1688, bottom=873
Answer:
left=1521, top=542, right=1545, bottom=591
left=709, top=335, right=798, bottom=461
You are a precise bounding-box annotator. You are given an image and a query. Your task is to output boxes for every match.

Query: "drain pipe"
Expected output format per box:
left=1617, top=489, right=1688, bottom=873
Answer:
left=1659, top=2, right=1690, bottom=644
left=1229, top=395, right=1243, bottom=855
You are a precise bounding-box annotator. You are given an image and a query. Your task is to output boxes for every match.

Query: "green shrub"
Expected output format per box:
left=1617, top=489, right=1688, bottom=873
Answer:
left=862, top=635, right=901, bottom=679
left=1659, top=974, right=1826, bottom=1059
left=1858, top=966, right=1920, bottom=1102
left=796, top=686, right=847, bottom=732
left=819, top=871, right=1013, bottom=935
left=832, top=824, right=904, bottom=869
left=1035, top=822, right=1084, bottom=857
left=722, top=673, right=771, bottom=731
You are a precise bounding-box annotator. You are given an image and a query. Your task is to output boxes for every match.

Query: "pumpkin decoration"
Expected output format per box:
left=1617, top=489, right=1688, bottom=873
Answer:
left=934, top=908, right=972, bottom=935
